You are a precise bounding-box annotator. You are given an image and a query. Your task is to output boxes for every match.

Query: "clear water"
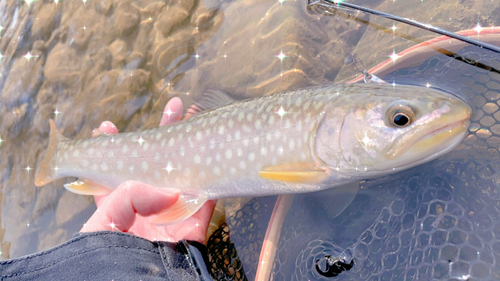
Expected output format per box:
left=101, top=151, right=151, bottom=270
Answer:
left=1, top=0, right=499, bottom=280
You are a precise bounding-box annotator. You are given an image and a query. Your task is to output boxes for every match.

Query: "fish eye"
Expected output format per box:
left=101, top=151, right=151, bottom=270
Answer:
left=393, top=113, right=410, bottom=126
left=386, top=102, right=415, bottom=128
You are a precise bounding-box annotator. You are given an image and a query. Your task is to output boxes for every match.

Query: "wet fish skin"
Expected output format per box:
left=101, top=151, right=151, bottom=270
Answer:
left=34, top=83, right=470, bottom=222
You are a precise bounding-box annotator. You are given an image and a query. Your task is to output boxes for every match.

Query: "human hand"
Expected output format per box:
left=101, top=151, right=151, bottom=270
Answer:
left=80, top=97, right=216, bottom=243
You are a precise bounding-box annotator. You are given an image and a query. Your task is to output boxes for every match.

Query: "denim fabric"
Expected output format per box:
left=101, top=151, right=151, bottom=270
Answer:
left=0, top=231, right=213, bottom=281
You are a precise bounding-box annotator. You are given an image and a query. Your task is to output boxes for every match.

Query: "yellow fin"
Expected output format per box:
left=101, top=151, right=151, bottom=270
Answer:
left=35, top=120, right=68, bottom=187
left=259, top=164, right=328, bottom=184
left=63, top=180, right=112, bottom=196
left=152, top=195, right=207, bottom=225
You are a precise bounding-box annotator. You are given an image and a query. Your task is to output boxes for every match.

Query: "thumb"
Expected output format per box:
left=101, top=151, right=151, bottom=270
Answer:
left=81, top=181, right=180, bottom=233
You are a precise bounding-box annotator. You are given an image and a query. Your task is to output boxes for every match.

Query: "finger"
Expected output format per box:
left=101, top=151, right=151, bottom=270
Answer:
left=160, top=97, right=183, bottom=127
left=99, top=121, right=119, bottom=135
left=82, top=181, right=180, bottom=233
left=91, top=121, right=118, bottom=137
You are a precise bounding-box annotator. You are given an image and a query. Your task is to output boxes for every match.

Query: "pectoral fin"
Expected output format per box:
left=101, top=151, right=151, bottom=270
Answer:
left=258, top=164, right=329, bottom=184
left=63, top=180, right=112, bottom=196
left=307, top=181, right=360, bottom=219
left=152, top=194, right=207, bottom=225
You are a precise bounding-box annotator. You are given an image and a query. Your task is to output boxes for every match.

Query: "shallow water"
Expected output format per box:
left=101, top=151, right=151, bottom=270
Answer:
left=1, top=0, right=500, bottom=280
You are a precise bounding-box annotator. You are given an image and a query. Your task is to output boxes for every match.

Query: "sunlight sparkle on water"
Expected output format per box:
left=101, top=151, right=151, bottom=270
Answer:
left=473, top=22, right=483, bottom=34
left=23, top=51, right=37, bottom=62
left=275, top=49, right=287, bottom=63
left=389, top=49, right=400, bottom=63
left=23, top=0, right=37, bottom=6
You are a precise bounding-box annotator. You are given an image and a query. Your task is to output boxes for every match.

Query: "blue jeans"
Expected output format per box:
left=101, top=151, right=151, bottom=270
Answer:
left=0, top=231, right=212, bottom=280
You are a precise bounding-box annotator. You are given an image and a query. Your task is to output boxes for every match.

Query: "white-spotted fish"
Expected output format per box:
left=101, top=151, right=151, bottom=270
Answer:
left=34, top=83, right=471, bottom=224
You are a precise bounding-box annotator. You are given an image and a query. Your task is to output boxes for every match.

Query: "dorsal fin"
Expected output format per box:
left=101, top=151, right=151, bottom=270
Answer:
left=185, top=89, right=235, bottom=118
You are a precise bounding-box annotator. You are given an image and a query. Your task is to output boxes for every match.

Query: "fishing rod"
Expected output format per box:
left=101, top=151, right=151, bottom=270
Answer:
left=323, top=0, right=500, bottom=54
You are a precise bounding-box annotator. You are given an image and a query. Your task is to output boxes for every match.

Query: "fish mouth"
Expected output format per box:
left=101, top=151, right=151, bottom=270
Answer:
left=384, top=102, right=471, bottom=167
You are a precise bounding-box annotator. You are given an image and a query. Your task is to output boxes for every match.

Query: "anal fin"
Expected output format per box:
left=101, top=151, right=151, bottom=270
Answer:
left=64, top=180, right=112, bottom=196
left=152, top=194, right=207, bottom=225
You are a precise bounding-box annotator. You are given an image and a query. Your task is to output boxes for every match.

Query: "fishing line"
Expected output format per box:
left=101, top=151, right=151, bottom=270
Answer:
left=323, top=0, right=500, bottom=54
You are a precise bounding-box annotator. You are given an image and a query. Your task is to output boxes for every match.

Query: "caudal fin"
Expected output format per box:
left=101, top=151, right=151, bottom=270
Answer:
left=35, top=120, right=67, bottom=187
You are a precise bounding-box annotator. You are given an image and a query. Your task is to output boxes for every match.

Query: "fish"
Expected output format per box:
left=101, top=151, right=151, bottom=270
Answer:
left=264, top=28, right=500, bottom=281
left=34, top=83, right=471, bottom=224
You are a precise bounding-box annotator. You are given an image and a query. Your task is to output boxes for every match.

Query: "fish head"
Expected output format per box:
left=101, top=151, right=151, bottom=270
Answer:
left=315, top=84, right=471, bottom=177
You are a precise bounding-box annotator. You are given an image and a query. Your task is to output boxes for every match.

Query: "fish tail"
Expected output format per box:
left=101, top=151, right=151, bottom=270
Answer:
left=35, top=120, right=67, bottom=187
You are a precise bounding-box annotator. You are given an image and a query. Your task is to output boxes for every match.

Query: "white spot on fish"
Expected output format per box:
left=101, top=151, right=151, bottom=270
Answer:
left=194, top=155, right=201, bottom=164
left=82, top=141, right=89, bottom=148
left=289, top=139, right=295, bottom=150
left=261, top=147, right=267, bottom=156
left=122, top=145, right=129, bottom=153
left=107, top=151, right=114, bottom=157
left=218, top=125, right=225, bottom=135
left=213, top=166, right=221, bottom=176
left=196, top=131, right=203, bottom=141
left=253, top=136, right=259, bottom=145
left=225, top=149, right=232, bottom=159
left=177, top=133, right=184, bottom=140
left=234, top=130, right=241, bottom=139
left=161, top=138, right=167, bottom=147
left=237, top=112, right=244, bottom=121
left=179, top=146, right=185, bottom=156
left=129, top=165, right=135, bottom=174
left=246, top=113, right=254, bottom=122
left=115, top=138, right=123, bottom=145
left=228, top=119, right=234, bottom=128
left=117, top=161, right=124, bottom=170
left=269, top=115, right=275, bottom=125
left=155, top=133, right=162, bottom=140
left=237, top=147, right=242, bottom=156
left=295, top=97, right=303, bottom=107
left=215, top=153, right=221, bottom=162
left=242, top=139, right=249, bottom=147
left=101, top=162, right=108, bottom=171
left=73, top=150, right=80, bottom=157
left=255, top=120, right=262, bottom=130
left=210, top=117, right=217, bottom=125
left=230, top=167, right=237, bottom=175
left=206, top=157, right=212, bottom=165
left=303, top=100, right=311, bottom=110
left=300, top=152, right=307, bottom=161
left=141, top=162, right=148, bottom=171
left=82, top=159, right=89, bottom=167
left=143, top=142, right=150, bottom=151
left=239, top=161, right=246, bottom=169
left=131, top=150, right=138, bottom=157
left=271, top=157, right=278, bottom=165
left=168, top=138, right=175, bottom=147
left=185, top=124, right=192, bottom=132
left=248, top=153, right=255, bottom=162
left=209, top=139, right=216, bottom=150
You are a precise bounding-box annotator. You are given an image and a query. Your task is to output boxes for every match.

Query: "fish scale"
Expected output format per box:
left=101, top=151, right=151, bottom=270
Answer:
left=35, top=83, right=470, bottom=224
